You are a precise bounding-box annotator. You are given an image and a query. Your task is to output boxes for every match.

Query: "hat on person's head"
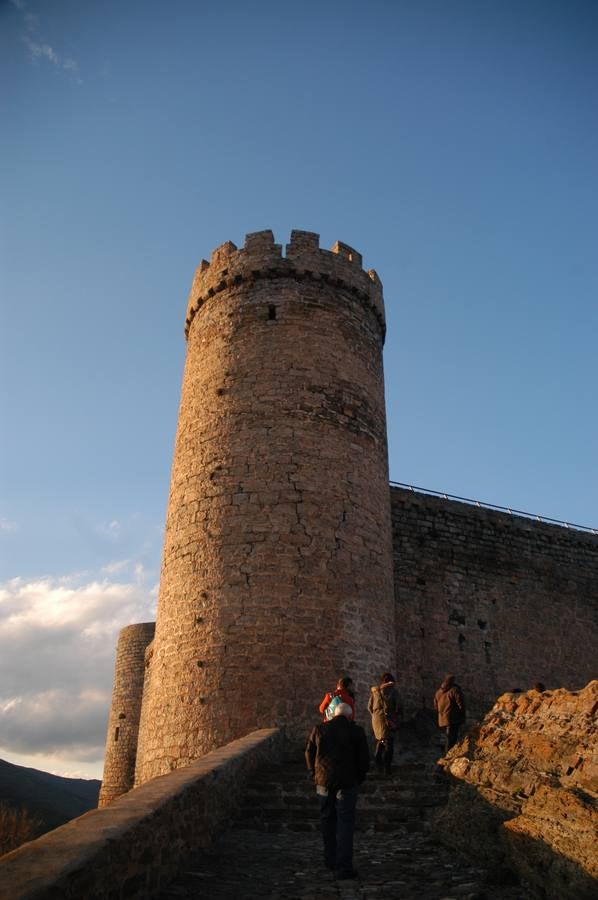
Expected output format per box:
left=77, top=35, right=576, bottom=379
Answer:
left=333, top=702, right=353, bottom=719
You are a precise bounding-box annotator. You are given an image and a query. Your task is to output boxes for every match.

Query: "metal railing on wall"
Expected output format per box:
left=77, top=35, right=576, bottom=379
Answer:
left=389, top=481, right=597, bottom=536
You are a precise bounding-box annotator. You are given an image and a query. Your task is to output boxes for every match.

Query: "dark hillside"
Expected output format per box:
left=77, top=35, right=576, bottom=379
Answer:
left=0, top=757, right=100, bottom=832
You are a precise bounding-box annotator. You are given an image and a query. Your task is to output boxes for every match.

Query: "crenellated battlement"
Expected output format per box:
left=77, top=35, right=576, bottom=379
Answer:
left=184, top=229, right=385, bottom=338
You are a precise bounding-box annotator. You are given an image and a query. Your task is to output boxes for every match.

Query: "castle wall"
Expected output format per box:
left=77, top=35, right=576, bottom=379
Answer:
left=391, top=487, right=598, bottom=718
left=134, top=230, right=395, bottom=784
left=98, top=622, right=155, bottom=806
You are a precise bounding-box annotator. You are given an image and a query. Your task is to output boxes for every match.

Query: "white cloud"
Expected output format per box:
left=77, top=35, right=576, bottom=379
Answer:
left=0, top=518, right=18, bottom=534
left=25, top=39, right=60, bottom=65
left=101, top=558, right=133, bottom=575
left=13, top=0, right=81, bottom=79
left=96, top=519, right=122, bottom=542
left=0, top=573, right=157, bottom=778
left=24, top=11, right=39, bottom=30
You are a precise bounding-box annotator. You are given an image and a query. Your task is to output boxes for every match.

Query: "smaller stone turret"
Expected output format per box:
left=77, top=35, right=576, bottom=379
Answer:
left=98, top=622, right=155, bottom=806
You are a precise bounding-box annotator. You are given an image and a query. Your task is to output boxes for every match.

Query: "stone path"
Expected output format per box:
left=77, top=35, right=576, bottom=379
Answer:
left=158, top=742, right=527, bottom=900
left=159, top=825, right=526, bottom=899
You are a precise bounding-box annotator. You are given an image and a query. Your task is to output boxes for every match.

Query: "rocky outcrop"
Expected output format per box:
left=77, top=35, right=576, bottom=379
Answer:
left=434, top=681, right=598, bottom=899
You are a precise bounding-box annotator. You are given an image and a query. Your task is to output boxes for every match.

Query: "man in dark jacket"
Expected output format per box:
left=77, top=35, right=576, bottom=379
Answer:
left=305, top=702, right=369, bottom=880
left=434, top=674, right=466, bottom=752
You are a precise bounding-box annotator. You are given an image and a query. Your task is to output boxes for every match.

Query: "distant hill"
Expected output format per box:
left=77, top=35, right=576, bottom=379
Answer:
left=0, top=758, right=100, bottom=832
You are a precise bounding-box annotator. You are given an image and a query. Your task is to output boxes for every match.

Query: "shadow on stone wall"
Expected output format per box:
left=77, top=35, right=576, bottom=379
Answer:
left=432, top=683, right=598, bottom=900
left=433, top=779, right=597, bottom=900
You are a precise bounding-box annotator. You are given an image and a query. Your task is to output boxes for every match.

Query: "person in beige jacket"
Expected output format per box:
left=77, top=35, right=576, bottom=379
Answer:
left=368, top=673, right=402, bottom=775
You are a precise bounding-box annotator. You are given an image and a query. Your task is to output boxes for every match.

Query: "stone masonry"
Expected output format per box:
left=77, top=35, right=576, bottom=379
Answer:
left=391, top=488, right=598, bottom=719
left=100, top=228, right=598, bottom=802
left=133, top=230, right=395, bottom=784
left=98, top=622, right=155, bottom=806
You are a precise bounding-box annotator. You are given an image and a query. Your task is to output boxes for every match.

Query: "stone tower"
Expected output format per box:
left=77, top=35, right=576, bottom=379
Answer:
left=133, top=229, right=394, bottom=785
left=98, top=622, right=155, bottom=806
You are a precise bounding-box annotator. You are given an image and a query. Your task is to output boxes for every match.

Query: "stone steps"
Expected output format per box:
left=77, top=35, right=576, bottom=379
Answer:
left=234, top=754, right=449, bottom=834
left=156, top=738, right=527, bottom=900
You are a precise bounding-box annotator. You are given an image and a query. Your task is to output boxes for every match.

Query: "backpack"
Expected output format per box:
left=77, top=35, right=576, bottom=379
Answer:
left=325, top=691, right=344, bottom=721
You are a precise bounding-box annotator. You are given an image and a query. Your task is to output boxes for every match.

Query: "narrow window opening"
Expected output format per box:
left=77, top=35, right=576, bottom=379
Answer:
left=268, top=305, right=276, bottom=320
left=114, top=727, right=120, bottom=742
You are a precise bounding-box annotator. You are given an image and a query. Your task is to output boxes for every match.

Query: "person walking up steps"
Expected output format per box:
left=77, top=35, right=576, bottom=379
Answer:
left=305, top=702, right=369, bottom=880
left=319, top=675, right=355, bottom=722
left=434, top=673, right=466, bottom=753
left=368, top=672, right=402, bottom=775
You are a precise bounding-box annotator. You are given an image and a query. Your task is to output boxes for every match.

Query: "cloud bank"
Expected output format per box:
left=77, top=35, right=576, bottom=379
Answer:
left=0, top=572, right=157, bottom=777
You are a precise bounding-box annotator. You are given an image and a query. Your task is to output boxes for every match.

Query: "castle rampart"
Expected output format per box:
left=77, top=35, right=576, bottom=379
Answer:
left=184, top=229, right=385, bottom=339
left=98, top=622, right=155, bottom=806
left=391, top=486, right=598, bottom=717
left=133, top=229, right=395, bottom=785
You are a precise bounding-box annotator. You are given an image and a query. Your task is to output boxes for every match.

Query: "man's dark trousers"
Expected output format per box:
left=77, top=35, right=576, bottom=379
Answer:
left=318, top=785, right=358, bottom=873
left=446, top=722, right=461, bottom=751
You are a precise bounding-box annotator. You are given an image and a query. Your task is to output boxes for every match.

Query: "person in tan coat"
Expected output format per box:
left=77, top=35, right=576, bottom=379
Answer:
left=434, top=674, right=465, bottom=753
left=368, top=673, right=402, bottom=775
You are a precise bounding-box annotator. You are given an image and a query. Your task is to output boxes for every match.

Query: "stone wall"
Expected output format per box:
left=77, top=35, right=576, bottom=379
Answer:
left=391, top=487, right=598, bottom=718
left=99, top=623, right=155, bottom=806
left=434, top=682, right=598, bottom=899
left=134, top=230, right=395, bottom=784
left=0, top=729, right=282, bottom=900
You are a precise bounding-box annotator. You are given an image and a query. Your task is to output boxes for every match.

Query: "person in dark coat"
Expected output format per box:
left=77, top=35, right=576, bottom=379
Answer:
left=434, top=674, right=466, bottom=752
left=305, top=702, right=370, bottom=880
left=368, top=672, right=402, bottom=774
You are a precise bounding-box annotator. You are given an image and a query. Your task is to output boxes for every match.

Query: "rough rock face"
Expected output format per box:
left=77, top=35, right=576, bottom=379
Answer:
left=434, top=681, right=598, bottom=899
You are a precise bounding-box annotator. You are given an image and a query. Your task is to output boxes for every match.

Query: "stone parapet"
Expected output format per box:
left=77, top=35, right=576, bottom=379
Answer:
left=0, top=728, right=282, bottom=900
left=184, top=229, right=385, bottom=340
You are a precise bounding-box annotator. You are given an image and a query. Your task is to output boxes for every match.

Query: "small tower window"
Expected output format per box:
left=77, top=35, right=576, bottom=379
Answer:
left=268, top=305, right=276, bottom=320
left=114, top=727, right=120, bottom=742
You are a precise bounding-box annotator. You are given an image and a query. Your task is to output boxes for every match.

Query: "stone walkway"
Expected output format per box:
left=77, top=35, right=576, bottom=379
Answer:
left=159, top=825, right=524, bottom=899
left=158, top=739, right=527, bottom=900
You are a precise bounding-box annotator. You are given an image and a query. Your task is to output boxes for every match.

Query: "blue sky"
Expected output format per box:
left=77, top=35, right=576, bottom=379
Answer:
left=1, top=1, right=597, bottom=776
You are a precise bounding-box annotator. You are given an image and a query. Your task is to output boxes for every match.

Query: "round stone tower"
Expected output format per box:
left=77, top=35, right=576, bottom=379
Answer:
left=134, top=229, right=394, bottom=784
left=98, top=622, right=155, bottom=805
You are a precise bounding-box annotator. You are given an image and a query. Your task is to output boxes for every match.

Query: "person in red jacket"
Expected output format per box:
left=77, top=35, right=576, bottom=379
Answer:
left=319, top=676, right=355, bottom=722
